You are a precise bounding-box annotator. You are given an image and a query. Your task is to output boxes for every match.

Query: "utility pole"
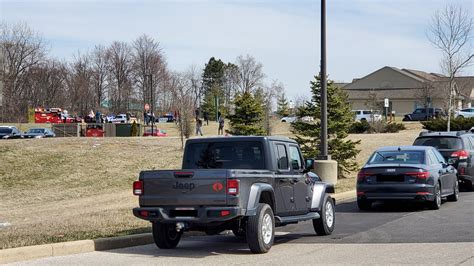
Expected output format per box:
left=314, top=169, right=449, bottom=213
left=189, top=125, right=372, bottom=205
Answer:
left=320, top=0, right=329, bottom=160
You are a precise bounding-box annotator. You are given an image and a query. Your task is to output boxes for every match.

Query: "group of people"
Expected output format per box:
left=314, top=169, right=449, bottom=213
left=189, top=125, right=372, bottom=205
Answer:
left=195, top=110, right=226, bottom=136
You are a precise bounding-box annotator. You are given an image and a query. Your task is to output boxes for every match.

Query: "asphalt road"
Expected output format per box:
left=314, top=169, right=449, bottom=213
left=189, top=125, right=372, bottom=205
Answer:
left=11, top=192, right=474, bottom=265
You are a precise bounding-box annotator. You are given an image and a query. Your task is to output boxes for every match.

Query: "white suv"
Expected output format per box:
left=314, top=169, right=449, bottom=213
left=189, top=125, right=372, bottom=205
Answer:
left=353, top=110, right=382, bottom=122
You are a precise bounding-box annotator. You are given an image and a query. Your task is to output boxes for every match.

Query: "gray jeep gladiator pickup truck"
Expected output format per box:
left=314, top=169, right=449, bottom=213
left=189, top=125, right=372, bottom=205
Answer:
left=133, top=136, right=335, bottom=253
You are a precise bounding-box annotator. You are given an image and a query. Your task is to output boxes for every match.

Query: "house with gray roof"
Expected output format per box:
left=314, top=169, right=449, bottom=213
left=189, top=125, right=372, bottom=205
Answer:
left=342, top=66, right=474, bottom=116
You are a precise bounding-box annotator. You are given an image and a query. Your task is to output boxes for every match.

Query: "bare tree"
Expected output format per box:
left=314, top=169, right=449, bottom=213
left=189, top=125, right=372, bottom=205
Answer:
left=184, top=65, right=203, bottom=110
left=223, top=63, right=239, bottom=108
left=131, top=34, right=167, bottom=114
left=235, top=54, right=265, bottom=93
left=170, top=72, right=196, bottom=149
left=414, top=82, right=439, bottom=108
left=0, top=22, right=46, bottom=122
left=23, top=59, right=67, bottom=109
left=106, top=41, right=133, bottom=113
left=428, top=3, right=473, bottom=131
left=90, top=45, right=108, bottom=110
left=257, top=80, right=284, bottom=135
left=66, top=53, right=94, bottom=115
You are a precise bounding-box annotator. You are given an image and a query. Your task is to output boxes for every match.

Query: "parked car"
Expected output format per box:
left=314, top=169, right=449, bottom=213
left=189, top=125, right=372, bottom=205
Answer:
left=357, top=146, right=458, bottom=210
left=280, top=116, right=297, bottom=123
left=0, top=126, right=23, bottom=139
left=402, top=108, right=445, bottom=121
left=155, top=114, right=175, bottom=123
left=352, top=110, right=382, bottom=122
left=414, top=131, right=474, bottom=191
left=454, top=108, right=474, bottom=118
left=23, top=128, right=56, bottom=138
left=143, top=128, right=167, bottom=137
left=110, top=114, right=127, bottom=123
left=105, top=114, right=115, bottom=123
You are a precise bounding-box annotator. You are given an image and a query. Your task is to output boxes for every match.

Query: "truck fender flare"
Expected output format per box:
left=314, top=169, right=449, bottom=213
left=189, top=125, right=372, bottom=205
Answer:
left=310, top=182, right=328, bottom=212
left=245, top=183, right=275, bottom=216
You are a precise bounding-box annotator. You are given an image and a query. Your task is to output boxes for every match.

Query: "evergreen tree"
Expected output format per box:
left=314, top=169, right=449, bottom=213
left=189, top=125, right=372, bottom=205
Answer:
left=276, top=92, right=290, bottom=117
left=291, top=76, right=360, bottom=178
left=229, top=91, right=266, bottom=136
left=201, top=57, right=226, bottom=119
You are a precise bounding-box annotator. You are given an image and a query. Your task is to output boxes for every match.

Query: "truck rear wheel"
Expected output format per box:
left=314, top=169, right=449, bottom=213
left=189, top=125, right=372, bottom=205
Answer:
left=246, top=203, right=274, bottom=253
left=313, top=195, right=335, bottom=235
left=152, top=222, right=182, bottom=249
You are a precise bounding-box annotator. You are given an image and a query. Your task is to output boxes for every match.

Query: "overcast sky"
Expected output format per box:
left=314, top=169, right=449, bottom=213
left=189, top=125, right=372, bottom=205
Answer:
left=1, top=0, right=473, bottom=99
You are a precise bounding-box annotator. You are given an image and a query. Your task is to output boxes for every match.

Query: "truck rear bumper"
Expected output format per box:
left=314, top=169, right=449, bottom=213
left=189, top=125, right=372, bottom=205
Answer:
left=133, top=206, right=244, bottom=223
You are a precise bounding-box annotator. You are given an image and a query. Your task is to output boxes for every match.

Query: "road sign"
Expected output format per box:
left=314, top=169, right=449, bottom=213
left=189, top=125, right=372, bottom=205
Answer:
left=384, top=98, right=389, bottom=108
left=144, top=103, right=150, bottom=111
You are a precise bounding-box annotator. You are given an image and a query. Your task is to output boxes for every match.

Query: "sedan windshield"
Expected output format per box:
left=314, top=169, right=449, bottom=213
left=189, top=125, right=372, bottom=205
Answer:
left=28, top=129, right=45, bottom=134
left=368, top=151, right=425, bottom=165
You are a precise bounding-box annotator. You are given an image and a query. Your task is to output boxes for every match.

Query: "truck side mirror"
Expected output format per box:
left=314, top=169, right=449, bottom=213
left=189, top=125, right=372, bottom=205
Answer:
left=305, top=158, right=315, bottom=171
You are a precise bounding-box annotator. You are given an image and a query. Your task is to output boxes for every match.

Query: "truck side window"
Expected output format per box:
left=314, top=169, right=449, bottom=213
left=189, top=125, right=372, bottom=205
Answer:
left=289, top=145, right=302, bottom=170
left=276, top=144, right=289, bottom=170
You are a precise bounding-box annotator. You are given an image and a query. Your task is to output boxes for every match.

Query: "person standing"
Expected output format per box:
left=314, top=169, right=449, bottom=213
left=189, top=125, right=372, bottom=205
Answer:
left=203, top=111, right=209, bottom=125
left=218, top=116, right=225, bottom=135
left=195, top=118, right=203, bottom=136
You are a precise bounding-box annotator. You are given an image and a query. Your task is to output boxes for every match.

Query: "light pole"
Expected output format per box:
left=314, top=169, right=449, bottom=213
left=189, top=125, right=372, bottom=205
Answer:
left=320, top=0, right=329, bottom=160
left=145, top=74, right=154, bottom=136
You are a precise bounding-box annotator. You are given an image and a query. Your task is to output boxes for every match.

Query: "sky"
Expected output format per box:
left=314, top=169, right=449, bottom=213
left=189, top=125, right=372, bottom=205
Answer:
left=1, top=0, right=473, bottom=99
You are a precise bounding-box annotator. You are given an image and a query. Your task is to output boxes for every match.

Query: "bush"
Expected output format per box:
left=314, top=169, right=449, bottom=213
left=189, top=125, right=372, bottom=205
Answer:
left=384, top=122, right=406, bottom=133
left=349, top=121, right=406, bottom=134
left=349, top=121, right=371, bottom=133
left=421, top=117, right=474, bottom=131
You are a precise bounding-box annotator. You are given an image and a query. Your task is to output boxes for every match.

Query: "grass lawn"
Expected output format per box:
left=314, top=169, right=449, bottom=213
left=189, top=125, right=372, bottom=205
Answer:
left=0, top=120, right=423, bottom=249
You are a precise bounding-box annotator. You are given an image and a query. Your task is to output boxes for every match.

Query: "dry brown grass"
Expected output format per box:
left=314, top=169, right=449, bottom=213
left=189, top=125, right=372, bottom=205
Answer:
left=0, top=120, right=423, bottom=249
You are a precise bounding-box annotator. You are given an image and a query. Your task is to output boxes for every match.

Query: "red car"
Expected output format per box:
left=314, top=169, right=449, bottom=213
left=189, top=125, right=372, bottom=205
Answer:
left=143, top=128, right=167, bottom=137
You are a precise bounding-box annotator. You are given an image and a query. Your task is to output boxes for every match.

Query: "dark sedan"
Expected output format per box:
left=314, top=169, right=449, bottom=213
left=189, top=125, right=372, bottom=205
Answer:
left=357, top=146, right=459, bottom=210
left=23, top=128, right=56, bottom=138
left=0, top=126, right=23, bottom=139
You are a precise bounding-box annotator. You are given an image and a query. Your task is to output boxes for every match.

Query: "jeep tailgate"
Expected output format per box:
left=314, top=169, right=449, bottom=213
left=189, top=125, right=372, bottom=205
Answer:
left=140, top=169, right=229, bottom=206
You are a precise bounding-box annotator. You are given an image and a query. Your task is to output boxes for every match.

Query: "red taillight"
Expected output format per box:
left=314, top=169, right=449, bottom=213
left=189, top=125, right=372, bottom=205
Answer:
left=406, top=171, right=430, bottom=179
left=220, top=210, right=230, bottom=216
left=451, top=150, right=469, bottom=160
left=139, top=210, right=149, bottom=217
left=357, top=170, right=372, bottom=181
left=227, top=179, right=239, bottom=195
left=357, top=191, right=365, bottom=196
left=133, top=181, right=143, bottom=195
left=416, top=192, right=430, bottom=195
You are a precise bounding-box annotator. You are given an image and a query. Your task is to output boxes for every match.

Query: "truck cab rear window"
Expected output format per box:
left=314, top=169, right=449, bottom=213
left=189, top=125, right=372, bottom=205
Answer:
left=184, top=141, right=265, bottom=169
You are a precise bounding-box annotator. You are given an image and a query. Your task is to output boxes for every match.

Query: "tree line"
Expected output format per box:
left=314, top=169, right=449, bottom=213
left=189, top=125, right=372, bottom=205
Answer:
left=0, top=22, right=285, bottom=124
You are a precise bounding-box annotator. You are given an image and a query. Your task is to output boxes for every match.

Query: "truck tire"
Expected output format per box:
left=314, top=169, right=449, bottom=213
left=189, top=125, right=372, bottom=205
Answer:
left=246, top=203, right=274, bottom=253
left=152, top=222, right=182, bottom=249
left=313, top=195, right=335, bottom=236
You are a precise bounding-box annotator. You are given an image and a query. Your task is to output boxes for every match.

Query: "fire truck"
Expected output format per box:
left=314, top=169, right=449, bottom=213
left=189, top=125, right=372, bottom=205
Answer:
left=34, top=108, right=63, bottom=123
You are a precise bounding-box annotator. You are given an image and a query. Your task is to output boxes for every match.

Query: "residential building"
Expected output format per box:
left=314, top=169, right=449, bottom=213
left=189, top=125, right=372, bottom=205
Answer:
left=342, top=66, right=474, bottom=116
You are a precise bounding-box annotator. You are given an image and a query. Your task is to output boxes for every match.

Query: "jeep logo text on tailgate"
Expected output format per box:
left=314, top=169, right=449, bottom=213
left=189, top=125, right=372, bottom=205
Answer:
left=173, top=182, right=195, bottom=191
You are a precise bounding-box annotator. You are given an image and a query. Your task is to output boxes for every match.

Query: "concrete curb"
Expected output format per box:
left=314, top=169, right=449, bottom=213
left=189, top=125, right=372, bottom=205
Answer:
left=0, top=191, right=356, bottom=264
left=0, top=234, right=153, bottom=264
